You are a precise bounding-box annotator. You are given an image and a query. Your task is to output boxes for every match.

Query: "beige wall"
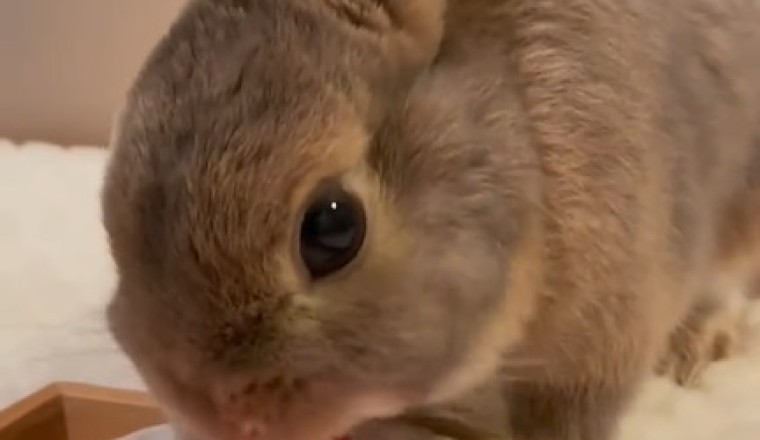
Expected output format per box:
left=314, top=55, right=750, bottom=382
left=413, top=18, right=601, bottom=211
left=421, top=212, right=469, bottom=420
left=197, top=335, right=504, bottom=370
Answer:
left=0, top=0, right=186, bottom=146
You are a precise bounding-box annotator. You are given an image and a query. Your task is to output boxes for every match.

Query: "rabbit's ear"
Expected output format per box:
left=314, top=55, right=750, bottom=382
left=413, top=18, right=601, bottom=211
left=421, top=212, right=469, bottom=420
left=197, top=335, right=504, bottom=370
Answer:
left=325, top=0, right=447, bottom=70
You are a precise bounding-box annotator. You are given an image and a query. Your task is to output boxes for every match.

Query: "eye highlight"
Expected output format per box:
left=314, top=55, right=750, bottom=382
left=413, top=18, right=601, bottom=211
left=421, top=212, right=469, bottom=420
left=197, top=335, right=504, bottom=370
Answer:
left=299, top=184, right=366, bottom=279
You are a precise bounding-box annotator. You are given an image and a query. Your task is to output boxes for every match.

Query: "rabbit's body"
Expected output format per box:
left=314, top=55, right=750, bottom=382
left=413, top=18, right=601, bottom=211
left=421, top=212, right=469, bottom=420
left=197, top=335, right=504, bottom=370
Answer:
left=102, top=1, right=760, bottom=439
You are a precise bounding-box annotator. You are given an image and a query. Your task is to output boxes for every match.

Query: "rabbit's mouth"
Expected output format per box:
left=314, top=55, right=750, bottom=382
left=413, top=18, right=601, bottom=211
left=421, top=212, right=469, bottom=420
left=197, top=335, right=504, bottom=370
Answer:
left=143, top=364, right=419, bottom=440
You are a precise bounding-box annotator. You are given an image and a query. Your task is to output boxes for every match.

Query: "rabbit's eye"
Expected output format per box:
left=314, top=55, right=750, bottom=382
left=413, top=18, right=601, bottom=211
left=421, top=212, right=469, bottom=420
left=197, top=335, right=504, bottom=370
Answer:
left=299, top=186, right=366, bottom=279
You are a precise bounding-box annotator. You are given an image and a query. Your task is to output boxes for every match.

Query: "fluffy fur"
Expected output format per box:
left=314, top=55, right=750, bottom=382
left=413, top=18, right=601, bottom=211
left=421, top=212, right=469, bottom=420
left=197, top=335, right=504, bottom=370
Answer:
left=3, top=141, right=760, bottom=440
left=102, top=1, right=760, bottom=440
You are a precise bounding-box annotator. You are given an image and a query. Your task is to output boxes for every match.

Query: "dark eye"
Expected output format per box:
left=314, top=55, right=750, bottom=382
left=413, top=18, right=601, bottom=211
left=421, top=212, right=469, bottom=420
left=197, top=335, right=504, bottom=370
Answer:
left=299, top=186, right=366, bottom=279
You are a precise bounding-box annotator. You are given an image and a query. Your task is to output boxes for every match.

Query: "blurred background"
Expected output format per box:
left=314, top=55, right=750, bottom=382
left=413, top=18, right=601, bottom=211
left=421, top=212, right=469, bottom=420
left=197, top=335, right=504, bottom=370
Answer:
left=0, top=2, right=185, bottom=420
left=0, top=0, right=185, bottom=146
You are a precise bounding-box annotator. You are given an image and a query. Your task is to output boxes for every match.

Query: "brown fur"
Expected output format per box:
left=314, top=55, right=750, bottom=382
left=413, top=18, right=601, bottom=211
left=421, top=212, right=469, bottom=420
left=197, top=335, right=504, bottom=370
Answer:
left=752, top=276, right=760, bottom=300
left=102, top=0, right=760, bottom=439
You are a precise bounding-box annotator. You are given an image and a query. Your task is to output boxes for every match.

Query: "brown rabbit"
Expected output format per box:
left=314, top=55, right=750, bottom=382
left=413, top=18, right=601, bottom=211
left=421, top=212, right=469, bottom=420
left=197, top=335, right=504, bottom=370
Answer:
left=102, top=0, right=760, bottom=439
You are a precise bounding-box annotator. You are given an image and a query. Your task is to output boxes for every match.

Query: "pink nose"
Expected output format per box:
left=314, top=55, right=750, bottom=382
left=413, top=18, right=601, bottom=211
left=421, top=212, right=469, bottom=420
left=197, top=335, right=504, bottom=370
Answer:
left=219, top=412, right=269, bottom=440
left=218, top=418, right=269, bottom=440
left=238, top=420, right=268, bottom=439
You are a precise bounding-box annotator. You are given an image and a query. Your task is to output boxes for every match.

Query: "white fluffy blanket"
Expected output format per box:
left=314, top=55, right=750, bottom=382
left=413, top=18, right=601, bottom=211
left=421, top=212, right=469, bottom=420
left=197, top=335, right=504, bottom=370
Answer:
left=1, top=140, right=758, bottom=440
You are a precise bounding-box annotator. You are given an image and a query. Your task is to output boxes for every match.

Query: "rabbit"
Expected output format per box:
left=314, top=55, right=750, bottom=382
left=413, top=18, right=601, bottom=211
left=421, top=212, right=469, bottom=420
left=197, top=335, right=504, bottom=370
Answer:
left=101, top=0, right=760, bottom=439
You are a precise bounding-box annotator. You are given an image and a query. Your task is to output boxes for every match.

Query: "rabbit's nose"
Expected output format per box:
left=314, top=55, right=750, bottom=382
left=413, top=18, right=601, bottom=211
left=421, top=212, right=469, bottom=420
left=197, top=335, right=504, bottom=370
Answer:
left=220, top=415, right=269, bottom=440
left=213, top=396, right=270, bottom=440
left=238, top=419, right=268, bottom=439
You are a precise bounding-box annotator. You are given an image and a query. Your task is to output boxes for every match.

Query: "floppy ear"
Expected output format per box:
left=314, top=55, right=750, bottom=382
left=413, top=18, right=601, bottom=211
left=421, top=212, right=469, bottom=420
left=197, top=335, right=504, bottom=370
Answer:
left=324, top=0, right=447, bottom=70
